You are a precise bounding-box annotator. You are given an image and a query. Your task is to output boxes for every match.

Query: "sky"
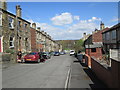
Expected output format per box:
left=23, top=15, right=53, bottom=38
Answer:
left=7, top=2, right=119, bottom=40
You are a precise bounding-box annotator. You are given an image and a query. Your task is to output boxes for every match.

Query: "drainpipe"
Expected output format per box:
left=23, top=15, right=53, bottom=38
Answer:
left=15, top=10, right=18, bottom=63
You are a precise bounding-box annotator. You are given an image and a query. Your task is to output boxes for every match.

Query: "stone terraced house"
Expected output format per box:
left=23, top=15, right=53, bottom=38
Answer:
left=0, top=1, right=62, bottom=62
left=0, top=2, right=31, bottom=60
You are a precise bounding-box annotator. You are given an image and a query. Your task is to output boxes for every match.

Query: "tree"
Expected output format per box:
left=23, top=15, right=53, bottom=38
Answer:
left=74, top=39, right=84, bottom=52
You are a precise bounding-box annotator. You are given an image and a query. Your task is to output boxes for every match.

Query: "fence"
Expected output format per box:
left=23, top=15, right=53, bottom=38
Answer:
left=91, top=57, right=120, bottom=88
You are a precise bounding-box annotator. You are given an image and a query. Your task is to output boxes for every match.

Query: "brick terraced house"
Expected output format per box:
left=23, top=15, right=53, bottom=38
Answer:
left=84, top=22, right=109, bottom=60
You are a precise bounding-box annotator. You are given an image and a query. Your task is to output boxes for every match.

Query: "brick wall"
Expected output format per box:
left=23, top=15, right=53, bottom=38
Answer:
left=85, top=48, right=103, bottom=60
left=111, top=59, right=120, bottom=88
left=92, top=30, right=103, bottom=42
left=92, top=28, right=109, bottom=42
left=91, top=57, right=120, bottom=89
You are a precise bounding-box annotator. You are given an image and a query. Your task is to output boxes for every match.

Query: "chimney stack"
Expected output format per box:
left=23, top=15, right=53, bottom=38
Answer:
left=95, top=28, right=98, bottom=33
left=32, top=23, right=36, bottom=29
left=1, top=0, right=7, bottom=10
left=41, top=31, right=44, bottom=34
left=100, top=21, right=105, bottom=30
left=83, top=32, right=86, bottom=37
left=44, top=32, right=47, bottom=35
left=16, top=5, right=22, bottom=17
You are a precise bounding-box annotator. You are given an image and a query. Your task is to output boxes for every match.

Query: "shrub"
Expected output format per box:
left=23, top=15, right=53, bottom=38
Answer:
left=5, top=49, right=14, bottom=54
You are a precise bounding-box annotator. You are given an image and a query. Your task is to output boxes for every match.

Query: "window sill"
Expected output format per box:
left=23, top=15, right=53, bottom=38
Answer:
left=9, top=46, right=14, bottom=49
left=9, top=27, right=14, bottom=30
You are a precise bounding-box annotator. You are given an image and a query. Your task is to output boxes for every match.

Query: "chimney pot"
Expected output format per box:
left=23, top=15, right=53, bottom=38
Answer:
left=37, top=27, right=41, bottom=31
left=83, top=32, right=86, bottom=37
left=100, top=21, right=105, bottom=30
left=32, top=23, right=36, bottom=29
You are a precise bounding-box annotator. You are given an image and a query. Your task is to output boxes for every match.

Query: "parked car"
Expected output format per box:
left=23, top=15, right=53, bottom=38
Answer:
left=74, top=52, right=78, bottom=58
left=70, top=50, right=75, bottom=56
left=38, top=52, right=46, bottom=62
left=44, top=52, right=51, bottom=59
left=50, top=51, right=55, bottom=56
left=60, top=51, right=66, bottom=55
left=54, top=52, right=60, bottom=56
left=24, top=52, right=40, bottom=63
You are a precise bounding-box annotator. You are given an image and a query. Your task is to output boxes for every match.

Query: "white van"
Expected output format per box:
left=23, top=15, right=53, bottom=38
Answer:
left=70, top=50, right=75, bottom=56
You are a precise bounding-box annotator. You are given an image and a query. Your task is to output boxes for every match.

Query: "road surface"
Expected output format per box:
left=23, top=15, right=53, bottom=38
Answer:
left=2, top=54, right=106, bottom=89
left=2, top=55, right=72, bottom=88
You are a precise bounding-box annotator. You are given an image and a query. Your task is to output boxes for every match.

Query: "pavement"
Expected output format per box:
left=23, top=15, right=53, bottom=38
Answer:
left=68, top=56, right=107, bottom=89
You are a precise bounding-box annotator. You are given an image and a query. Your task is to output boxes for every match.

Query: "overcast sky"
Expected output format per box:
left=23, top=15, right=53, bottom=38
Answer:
left=7, top=2, right=119, bottom=40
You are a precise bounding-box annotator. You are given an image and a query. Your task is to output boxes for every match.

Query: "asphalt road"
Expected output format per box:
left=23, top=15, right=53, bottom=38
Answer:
left=2, top=54, right=106, bottom=89
left=2, top=54, right=72, bottom=88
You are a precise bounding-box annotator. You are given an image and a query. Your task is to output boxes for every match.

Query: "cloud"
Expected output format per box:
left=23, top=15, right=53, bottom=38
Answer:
left=28, top=15, right=102, bottom=40
left=111, top=17, right=120, bottom=22
left=66, top=21, right=99, bottom=39
left=28, top=19, right=65, bottom=39
left=88, top=17, right=101, bottom=22
left=73, top=16, right=80, bottom=21
left=69, top=21, right=99, bottom=32
left=51, top=12, right=73, bottom=26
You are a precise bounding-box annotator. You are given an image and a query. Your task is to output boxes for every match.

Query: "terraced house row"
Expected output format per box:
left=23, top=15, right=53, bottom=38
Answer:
left=0, top=2, right=62, bottom=60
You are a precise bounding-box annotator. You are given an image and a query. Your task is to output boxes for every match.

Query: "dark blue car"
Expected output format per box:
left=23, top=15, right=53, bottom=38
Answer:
left=54, top=52, right=60, bottom=56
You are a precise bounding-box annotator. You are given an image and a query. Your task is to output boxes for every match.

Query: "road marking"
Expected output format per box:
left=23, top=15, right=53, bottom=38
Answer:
left=64, top=65, right=71, bottom=90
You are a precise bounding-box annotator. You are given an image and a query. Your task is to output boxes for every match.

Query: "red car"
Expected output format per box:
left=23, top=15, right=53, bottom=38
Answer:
left=24, top=52, right=40, bottom=63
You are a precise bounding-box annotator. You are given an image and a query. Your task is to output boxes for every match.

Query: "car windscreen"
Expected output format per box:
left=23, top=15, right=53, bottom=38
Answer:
left=55, top=52, right=59, bottom=53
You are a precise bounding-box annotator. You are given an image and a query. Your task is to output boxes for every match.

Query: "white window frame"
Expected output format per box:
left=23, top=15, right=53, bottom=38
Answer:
left=9, top=36, right=14, bottom=48
left=9, top=17, right=14, bottom=29
left=24, top=23, right=27, bottom=28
